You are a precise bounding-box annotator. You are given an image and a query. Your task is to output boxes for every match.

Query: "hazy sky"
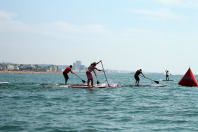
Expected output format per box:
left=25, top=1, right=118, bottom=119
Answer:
left=0, top=0, right=198, bottom=74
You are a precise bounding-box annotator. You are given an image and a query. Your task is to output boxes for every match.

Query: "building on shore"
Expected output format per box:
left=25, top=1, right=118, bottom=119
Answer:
left=18, top=64, right=37, bottom=71
left=7, top=64, right=19, bottom=71
left=72, top=60, right=87, bottom=72
left=0, top=63, right=7, bottom=71
left=0, top=62, right=89, bottom=73
left=0, top=63, right=59, bottom=72
left=47, top=65, right=59, bottom=72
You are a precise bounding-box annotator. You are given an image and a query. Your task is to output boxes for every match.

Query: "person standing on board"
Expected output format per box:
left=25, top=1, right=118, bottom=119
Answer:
left=134, top=69, right=145, bottom=86
left=63, top=65, right=74, bottom=85
left=86, top=61, right=103, bottom=87
left=165, top=70, right=169, bottom=81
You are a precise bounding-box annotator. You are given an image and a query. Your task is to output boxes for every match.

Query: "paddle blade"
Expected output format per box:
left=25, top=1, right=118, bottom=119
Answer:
left=82, top=80, right=86, bottom=83
left=97, top=81, right=100, bottom=84
left=154, top=81, right=159, bottom=84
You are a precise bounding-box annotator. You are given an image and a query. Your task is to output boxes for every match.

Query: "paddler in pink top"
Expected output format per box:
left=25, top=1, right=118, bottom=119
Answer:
left=86, top=60, right=103, bottom=87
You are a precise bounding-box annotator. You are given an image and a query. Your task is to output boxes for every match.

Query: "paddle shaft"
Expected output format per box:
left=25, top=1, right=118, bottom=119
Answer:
left=140, top=75, right=159, bottom=84
left=74, top=73, right=86, bottom=83
left=94, top=73, right=100, bottom=84
left=100, top=61, right=110, bottom=86
left=145, top=77, right=159, bottom=84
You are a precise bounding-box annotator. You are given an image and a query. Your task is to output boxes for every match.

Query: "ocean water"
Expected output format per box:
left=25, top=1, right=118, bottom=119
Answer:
left=1, top=73, right=198, bottom=132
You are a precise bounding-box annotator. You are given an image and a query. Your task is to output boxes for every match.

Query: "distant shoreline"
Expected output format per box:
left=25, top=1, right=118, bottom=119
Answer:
left=0, top=71, right=61, bottom=74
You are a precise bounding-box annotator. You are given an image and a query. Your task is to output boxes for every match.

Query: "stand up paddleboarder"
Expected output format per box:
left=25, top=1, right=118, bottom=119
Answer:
left=63, top=65, right=74, bottom=85
left=86, top=61, right=103, bottom=87
left=165, top=70, right=170, bottom=81
left=134, top=69, right=145, bottom=86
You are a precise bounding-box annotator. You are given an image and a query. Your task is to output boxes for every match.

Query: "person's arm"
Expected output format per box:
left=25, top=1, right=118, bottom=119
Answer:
left=95, top=67, right=102, bottom=72
left=71, top=70, right=75, bottom=74
left=141, top=72, right=145, bottom=78
left=96, top=60, right=102, bottom=65
left=93, top=70, right=97, bottom=77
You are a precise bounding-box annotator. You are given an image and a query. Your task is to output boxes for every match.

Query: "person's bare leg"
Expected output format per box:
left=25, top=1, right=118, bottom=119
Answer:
left=87, top=79, right=90, bottom=86
left=65, top=78, right=68, bottom=85
left=91, top=79, right=94, bottom=87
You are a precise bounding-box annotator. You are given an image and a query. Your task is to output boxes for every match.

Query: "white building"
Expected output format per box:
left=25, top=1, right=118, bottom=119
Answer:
left=73, top=60, right=87, bottom=72
left=7, top=64, right=19, bottom=71
left=47, top=65, right=59, bottom=72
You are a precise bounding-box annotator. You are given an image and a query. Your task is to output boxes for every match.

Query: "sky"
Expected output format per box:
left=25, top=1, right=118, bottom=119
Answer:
left=0, top=0, right=198, bottom=74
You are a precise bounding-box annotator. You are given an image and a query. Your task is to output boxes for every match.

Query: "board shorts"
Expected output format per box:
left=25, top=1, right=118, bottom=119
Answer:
left=134, top=74, right=139, bottom=81
left=86, top=71, right=93, bottom=80
left=63, top=72, right=69, bottom=80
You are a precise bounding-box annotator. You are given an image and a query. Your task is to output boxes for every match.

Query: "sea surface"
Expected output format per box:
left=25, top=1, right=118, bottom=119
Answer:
left=1, top=73, right=198, bottom=132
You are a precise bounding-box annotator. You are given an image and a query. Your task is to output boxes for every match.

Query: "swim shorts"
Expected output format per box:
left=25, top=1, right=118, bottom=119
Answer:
left=86, top=71, right=93, bottom=80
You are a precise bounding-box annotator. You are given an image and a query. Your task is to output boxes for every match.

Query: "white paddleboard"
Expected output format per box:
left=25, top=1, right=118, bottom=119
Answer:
left=0, top=82, right=9, bottom=85
left=126, top=84, right=167, bottom=87
left=152, top=84, right=167, bottom=87
left=69, top=83, right=119, bottom=88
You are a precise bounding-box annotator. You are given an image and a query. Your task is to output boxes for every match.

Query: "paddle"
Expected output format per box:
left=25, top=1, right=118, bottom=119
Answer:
left=143, top=76, right=159, bottom=84
left=100, top=60, right=110, bottom=87
left=74, top=73, right=86, bottom=83
left=94, top=73, right=100, bottom=84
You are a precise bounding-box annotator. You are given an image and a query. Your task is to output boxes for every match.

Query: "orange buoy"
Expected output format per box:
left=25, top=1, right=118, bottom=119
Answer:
left=178, top=68, right=198, bottom=87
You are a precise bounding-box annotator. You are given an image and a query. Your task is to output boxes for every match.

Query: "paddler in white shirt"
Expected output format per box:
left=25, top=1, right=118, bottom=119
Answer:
left=86, top=60, right=103, bottom=87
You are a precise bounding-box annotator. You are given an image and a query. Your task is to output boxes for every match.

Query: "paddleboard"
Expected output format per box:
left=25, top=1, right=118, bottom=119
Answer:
left=40, top=83, right=69, bottom=88
left=162, top=80, right=174, bottom=81
left=40, top=83, right=54, bottom=86
left=152, top=84, right=167, bottom=87
left=126, top=84, right=151, bottom=87
left=69, top=83, right=119, bottom=88
left=40, top=83, right=66, bottom=86
left=126, top=84, right=167, bottom=87
left=57, top=85, right=69, bottom=88
left=0, top=82, right=9, bottom=85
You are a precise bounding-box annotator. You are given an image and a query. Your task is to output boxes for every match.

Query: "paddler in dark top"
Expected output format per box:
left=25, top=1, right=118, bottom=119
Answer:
left=86, top=60, right=102, bottom=87
left=165, top=70, right=169, bottom=81
left=134, top=69, right=145, bottom=86
left=63, top=65, right=74, bottom=85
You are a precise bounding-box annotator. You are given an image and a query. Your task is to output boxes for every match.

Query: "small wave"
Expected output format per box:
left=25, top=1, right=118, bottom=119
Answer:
left=0, top=125, right=24, bottom=131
